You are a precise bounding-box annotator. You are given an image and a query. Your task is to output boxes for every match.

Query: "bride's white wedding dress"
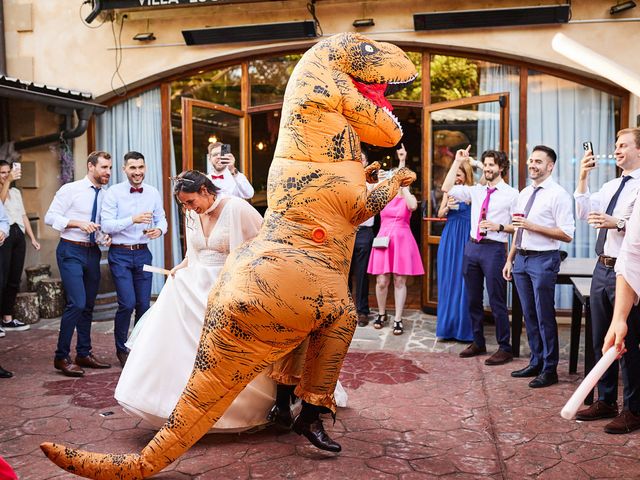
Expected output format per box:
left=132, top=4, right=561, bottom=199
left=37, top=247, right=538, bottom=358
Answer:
left=114, top=196, right=276, bottom=432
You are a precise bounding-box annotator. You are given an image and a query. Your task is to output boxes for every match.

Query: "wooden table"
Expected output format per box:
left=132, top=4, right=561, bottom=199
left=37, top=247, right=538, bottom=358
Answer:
left=570, top=276, right=595, bottom=405
left=511, top=257, right=596, bottom=358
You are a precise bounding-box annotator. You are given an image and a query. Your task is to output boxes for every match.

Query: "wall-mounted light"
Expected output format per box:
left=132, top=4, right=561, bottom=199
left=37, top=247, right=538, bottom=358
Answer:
left=208, top=135, right=218, bottom=144
left=256, top=141, right=266, bottom=151
left=133, top=32, right=156, bottom=41
left=610, top=1, right=636, bottom=14
left=353, top=18, right=375, bottom=28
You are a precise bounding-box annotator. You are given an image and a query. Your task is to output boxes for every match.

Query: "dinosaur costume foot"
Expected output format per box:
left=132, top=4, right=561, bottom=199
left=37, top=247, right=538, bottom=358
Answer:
left=40, top=443, right=144, bottom=480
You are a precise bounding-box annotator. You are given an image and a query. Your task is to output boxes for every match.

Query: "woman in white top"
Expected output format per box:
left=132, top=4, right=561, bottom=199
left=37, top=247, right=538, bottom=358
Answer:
left=114, top=170, right=276, bottom=432
left=0, top=160, right=40, bottom=334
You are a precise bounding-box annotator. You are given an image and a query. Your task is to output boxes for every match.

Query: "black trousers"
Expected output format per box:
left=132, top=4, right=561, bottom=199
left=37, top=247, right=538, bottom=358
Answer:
left=349, top=226, right=374, bottom=315
left=0, top=224, right=26, bottom=316
left=590, top=262, right=640, bottom=412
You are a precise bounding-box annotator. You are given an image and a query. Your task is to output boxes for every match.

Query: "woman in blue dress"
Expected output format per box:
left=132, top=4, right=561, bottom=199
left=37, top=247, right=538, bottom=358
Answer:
left=436, top=162, right=474, bottom=341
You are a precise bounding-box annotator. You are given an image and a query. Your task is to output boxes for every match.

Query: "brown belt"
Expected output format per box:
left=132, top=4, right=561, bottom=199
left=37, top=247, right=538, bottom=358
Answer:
left=110, top=244, right=148, bottom=251
left=598, top=255, right=617, bottom=268
left=61, top=238, right=97, bottom=248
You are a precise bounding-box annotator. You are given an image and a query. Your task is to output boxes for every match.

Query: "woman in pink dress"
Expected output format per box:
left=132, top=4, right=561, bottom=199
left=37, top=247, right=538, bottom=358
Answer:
left=367, top=144, right=425, bottom=335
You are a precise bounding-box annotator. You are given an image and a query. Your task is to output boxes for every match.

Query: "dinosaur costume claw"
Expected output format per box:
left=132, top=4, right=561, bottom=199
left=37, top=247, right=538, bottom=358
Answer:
left=42, top=32, right=417, bottom=479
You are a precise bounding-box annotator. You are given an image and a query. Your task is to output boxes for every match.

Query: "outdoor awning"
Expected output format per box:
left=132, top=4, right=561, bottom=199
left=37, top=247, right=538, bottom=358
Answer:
left=0, top=76, right=106, bottom=150
left=0, top=76, right=106, bottom=113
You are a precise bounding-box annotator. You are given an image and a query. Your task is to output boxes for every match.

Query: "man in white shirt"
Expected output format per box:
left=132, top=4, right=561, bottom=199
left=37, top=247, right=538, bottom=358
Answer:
left=503, top=145, right=575, bottom=388
left=207, top=142, right=254, bottom=199
left=573, top=128, right=640, bottom=433
left=442, top=148, right=519, bottom=366
left=101, top=151, right=168, bottom=367
left=44, top=151, right=113, bottom=377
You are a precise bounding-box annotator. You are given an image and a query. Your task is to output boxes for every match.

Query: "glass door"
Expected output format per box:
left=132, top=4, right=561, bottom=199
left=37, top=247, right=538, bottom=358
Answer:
left=422, top=93, right=509, bottom=310
left=181, top=97, right=246, bottom=173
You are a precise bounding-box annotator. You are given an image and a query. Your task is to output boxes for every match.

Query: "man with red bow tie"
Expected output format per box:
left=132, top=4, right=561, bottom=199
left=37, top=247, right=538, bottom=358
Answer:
left=101, top=151, right=167, bottom=367
left=207, top=142, right=254, bottom=199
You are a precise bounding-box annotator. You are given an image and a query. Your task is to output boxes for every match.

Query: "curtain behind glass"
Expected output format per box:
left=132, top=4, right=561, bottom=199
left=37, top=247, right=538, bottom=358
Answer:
left=478, top=64, right=521, bottom=186
left=96, top=88, right=166, bottom=294
left=527, top=71, right=617, bottom=308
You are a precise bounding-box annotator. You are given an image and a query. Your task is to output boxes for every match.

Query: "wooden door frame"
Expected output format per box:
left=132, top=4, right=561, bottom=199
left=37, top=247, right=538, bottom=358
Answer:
left=421, top=92, right=510, bottom=310
left=180, top=97, right=245, bottom=172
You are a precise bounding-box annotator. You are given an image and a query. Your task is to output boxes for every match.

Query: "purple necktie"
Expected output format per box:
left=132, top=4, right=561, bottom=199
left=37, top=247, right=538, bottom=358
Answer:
left=514, top=186, right=543, bottom=248
left=476, top=187, right=496, bottom=241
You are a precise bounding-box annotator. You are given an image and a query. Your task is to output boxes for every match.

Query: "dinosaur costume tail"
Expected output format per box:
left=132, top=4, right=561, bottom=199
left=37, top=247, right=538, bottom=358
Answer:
left=41, top=362, right=261, bottom=479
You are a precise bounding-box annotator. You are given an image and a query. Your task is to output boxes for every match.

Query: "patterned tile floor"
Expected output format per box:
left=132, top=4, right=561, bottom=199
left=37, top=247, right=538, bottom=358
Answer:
left=0, top=311, right=636, bottom=479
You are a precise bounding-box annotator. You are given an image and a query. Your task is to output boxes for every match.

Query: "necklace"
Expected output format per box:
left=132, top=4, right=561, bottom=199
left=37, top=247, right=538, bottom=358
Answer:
left=203, top=195, right=223, bottom=216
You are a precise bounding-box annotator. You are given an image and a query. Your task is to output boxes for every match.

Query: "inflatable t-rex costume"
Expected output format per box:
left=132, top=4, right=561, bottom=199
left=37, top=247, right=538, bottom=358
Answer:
left=41, top=32, right=417, bottom=479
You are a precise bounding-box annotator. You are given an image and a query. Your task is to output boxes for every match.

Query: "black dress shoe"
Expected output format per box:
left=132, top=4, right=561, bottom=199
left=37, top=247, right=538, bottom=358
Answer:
left=116, top=350, right=129, bottom=368
left=292, top=415, right=342, bottom=452
left=0, top=365, right=13, bottom=378
left=267, top=404, right=293, bottom=429
left=511, top=364, right=541, bottom=378
left=529, top=371, right=558, bottom=388
left=75, top=354, right=111, bottom=369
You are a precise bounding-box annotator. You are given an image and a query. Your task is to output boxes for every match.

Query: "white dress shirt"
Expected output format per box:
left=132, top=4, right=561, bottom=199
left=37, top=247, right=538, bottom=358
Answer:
left=209, top=168, right=254, bottom=199
left=517, top=176, right=575, bottom=251
left=100, top=181, right=168, bottom=245
left=616, top=189, right=640, bottom=301
left=0, top=201, right=9, bottom=236
left=3, top=187, right=26, bottom=232
left=450, top=179, right=519, bottom=243
left=44, top=176, right=107, bottom=243
left=574, top=168, right=640, bottom=258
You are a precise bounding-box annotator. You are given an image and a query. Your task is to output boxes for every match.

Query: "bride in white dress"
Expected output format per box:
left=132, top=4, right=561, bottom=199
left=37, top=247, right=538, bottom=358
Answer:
left=115, top=171, right=275, bottom=432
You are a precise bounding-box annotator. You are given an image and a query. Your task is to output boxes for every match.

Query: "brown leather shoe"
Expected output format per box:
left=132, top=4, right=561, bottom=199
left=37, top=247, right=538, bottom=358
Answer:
left=357, top=313, right=369, bottom=327
left=75, top=354, right=111, bottom=369
left=576, top=400, right=618, bottom=421
left=54, top=357, right=84, bottom=377
left=459, top=343, right=487, bottom=358
left=604, top=410, right=640, bottom=434
left=116, top=350, right=129, bottom=368
left=484, top=349, right=513, bottom=366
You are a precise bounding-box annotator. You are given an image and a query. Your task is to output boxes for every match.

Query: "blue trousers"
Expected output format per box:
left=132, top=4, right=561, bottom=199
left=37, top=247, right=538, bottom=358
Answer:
left=349, top=226, right=373, bottom=315
left=513, top=251, right=560, bottom=373
left=590, top=262, right=640, bottom=412
left=462, top=240, right=511, bottom=352
left=108, top=246, right=153, bottom=353
left=55, top=241, right=101, bottom=360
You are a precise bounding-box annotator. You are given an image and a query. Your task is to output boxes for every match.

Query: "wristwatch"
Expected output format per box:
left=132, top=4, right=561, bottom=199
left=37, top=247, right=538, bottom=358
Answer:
left=616, top=218, right=626, bottom=232
left=498, top=224, right=505, bottom=232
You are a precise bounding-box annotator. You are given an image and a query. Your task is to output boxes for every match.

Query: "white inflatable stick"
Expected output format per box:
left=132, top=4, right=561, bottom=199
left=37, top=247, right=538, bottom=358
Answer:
left=561, top=347, right=618, bottom=420
left=143, top=264, right=171, bottom=276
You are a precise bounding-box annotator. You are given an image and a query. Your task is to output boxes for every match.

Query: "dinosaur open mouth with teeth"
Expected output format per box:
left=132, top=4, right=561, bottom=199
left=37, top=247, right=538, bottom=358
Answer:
left=351, top=76, right=416, bottom=134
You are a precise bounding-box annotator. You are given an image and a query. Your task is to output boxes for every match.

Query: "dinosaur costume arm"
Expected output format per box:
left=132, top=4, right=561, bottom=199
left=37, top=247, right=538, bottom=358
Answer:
left=352, top=166, right=416, bottom=225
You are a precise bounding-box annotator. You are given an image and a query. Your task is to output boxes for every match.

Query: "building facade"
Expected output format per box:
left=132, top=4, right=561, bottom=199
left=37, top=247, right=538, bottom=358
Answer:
left=4, top=0, right=639, bottom=307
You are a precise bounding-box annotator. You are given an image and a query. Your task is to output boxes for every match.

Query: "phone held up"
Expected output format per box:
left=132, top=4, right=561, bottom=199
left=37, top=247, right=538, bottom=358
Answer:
left=583, top=141, right=596, bottom=168
left=220, top=144, right=231, bottom=156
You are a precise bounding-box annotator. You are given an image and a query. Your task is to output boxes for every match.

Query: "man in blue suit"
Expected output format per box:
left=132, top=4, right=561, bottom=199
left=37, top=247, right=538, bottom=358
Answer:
left=101, top=151, right=167, bottom=367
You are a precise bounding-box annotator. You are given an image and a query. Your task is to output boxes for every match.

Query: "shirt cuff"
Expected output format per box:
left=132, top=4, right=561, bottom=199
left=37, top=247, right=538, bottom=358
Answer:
left=52, top=216, right=70, bottom=232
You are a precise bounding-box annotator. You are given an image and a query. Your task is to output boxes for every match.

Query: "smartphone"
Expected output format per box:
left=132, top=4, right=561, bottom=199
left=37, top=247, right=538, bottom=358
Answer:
left=582, top=141, right=594, bottom=153
left=12, top=161, right=21, bottom=172
left=220, top=144, right=231, bottom=156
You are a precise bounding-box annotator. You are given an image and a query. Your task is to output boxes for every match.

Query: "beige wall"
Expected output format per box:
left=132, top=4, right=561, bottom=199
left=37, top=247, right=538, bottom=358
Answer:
left=3, top=0, right=639, bottom=102
left=3, top=0, right=639, bottom=278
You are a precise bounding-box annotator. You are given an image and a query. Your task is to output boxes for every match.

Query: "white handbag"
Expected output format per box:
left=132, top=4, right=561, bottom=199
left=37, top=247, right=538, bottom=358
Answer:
left=372, top=236, right=390, bottom=249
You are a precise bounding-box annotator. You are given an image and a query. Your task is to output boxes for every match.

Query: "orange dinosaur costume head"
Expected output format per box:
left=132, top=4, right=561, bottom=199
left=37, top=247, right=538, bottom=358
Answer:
left=41, top=32, right=417, bottom=479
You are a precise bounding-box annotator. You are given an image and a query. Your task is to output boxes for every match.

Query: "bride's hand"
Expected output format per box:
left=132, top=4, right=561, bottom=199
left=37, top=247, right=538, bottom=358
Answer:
left=170, top=266, right=183, bottom=277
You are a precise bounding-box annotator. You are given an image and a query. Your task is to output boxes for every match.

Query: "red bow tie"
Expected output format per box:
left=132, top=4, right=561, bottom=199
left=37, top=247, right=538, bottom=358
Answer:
left=211, top=174, right=224, bottom=180
left=130, top=187, right=143, bottom=193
